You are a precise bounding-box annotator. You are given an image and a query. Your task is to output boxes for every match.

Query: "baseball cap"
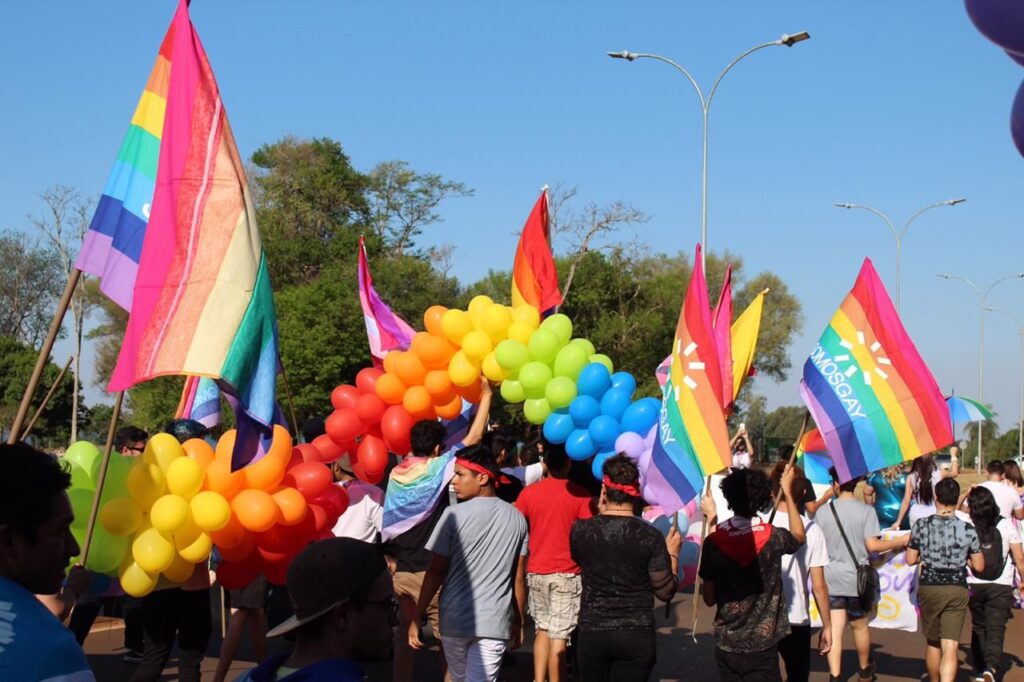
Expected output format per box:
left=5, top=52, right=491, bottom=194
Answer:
left=265, top=537, right=388, bottom=638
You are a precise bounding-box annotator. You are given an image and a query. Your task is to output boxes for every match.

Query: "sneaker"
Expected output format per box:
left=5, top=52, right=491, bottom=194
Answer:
left=122, top=649, right=143, bottom=664
left=857, top=660, right=876, bottom=681
left=982, top=670, right=996, bottom=682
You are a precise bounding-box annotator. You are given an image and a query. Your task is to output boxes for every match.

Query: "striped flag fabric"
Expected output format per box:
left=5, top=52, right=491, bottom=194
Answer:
left=381, top=450, right=456, bottom=541
left=641, top=245, right=732, bottom=513
left=799, top=258, right=952, bottom=483
left=358, top=236, right=415, bottom=366
left=795, top=427, right=833, bottom=486
left=711, top=266, right=733, bottom=411
left=730, top=289, right=767, bottom=401
left=176, top=375, right=222, bottom=429
left=95, top=0, right=280, bottom=470
left=511, top=189, right=562, bottom=314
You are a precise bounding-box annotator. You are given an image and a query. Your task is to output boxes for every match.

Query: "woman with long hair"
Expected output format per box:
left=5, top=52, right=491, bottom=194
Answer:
left=864, top=465, right=908, bottom=530
left=892, top=452, right=958, bottom=530
left=1002, top=460, right=1023, bottom=499
left=963, top=486, right=1024, bottom=681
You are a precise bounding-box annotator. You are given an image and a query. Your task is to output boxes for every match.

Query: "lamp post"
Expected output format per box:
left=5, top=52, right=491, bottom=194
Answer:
left=984, top=306, right=1024, bottom=462
left=834, top=198, right=965, bottom=313
left=937, top=272, right=1024, bottom=472
left=608, top=31, right=810, bottom=270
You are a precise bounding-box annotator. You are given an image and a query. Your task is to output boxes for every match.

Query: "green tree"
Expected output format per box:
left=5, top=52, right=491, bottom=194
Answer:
left=0, top=231, right=64, bottom=347
left=0, top=336, right=77, bottom=448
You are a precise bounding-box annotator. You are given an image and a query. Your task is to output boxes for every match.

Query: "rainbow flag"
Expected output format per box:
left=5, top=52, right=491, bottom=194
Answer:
left=511, top=189, right=561, bottom=314
left=640, top=245, right=732, bottom=513
left=730, top=289, right=766, bottom=401
left=800, top=258, right=952, bottom=483
left=75, top=19, right=173, bottom=309
left=381, top=451, right=456, bottom=541
left=96, top=0, right=280, bottom=469
left=176, top=375, right=221, bottom=429
left=795, top=427, right=833, bottom=486
left=359, top=236, right=415, bottom=367
left=711, top=266, right=733, bottom=411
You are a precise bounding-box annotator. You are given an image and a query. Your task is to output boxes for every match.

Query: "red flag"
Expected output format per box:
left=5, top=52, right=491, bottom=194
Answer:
left=511, top=190, right=561, bottom=313
left=711, top=266, right=734, bottom=412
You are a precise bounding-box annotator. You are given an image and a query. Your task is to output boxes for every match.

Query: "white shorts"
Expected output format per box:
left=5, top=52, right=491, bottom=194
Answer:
left=527, top=572, right=581, bottom=640
left=441, top=635, right=507, bottom=682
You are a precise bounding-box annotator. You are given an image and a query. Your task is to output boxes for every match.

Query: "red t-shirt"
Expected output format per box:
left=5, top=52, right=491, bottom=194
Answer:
left=514, top=477, right=594, bottom=575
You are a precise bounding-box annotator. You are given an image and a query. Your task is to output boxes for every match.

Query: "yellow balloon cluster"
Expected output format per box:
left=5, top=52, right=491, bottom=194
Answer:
left=440, top=295, right=541, bottom=386
left=100, top=435, right=229, bottom=597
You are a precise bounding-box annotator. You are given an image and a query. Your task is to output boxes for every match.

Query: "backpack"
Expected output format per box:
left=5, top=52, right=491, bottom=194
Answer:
left=971, top=527, right=1007, bottom=581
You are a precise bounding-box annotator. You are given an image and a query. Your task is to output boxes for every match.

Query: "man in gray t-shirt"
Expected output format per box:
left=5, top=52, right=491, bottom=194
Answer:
left=409, top=444, right=528, bottom=682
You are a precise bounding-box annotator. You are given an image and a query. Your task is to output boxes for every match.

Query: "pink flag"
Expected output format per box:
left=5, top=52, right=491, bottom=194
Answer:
left=711, top=267, right=734, bottom=412
left=359, top=236, right=415, bottom=366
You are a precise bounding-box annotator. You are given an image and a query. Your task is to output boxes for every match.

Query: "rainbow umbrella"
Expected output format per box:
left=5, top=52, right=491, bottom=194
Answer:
left=946, top=396, right=993, bottom=426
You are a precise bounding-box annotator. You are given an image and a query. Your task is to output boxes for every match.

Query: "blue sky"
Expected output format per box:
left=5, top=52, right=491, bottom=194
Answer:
left=3, top=1, right=1023, bottom=435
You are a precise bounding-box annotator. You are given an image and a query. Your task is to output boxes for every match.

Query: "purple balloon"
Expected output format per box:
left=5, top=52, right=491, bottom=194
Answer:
left=1008, top=50, right=1024, bottom=68
left=1013, top=78, right=1024, bottom=158
left=966, top=0, right=1024, bottom=55
left=615, top=431, right=646, bottom=460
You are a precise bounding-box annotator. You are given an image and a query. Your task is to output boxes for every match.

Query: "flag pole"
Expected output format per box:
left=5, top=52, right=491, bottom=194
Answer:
left=278, top=361, right=301, bottom=438
left=7, top=269, right=82, bottom=443
left=79, top=391, right=124, bottom=567
left=768, top=410, right=811, bottom=524
left=19, top=356, right=74, bottom=440
left=689, top=474, right=714, bottom=642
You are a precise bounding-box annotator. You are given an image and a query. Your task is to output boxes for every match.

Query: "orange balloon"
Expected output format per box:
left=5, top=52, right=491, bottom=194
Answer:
left=243, top=452, right=286, bottom=491
left=458, top=379, right=483, bottom=404
left=382, top=351, right=400, bottom=376
left=209, top=514, right=246, bottom=550
left=205, top=458, right=243, bottom=499
left=231, top=489, right=279, bottom=533
left=436, top=396, right=464, bottom=420
left=424, top=370, right=455, bottom=399
left=272, top=487, right=309, bottom=526
left=424, top=305, right=448, bottom=336
left=403, top=386, right=434, bottom=418
left=268, top=425, right=293, bottom=462
left=418, top=334, right=456, bottom=370
left=182, top=438, right=214, bottom=470
left=394, top=352, right=427, bottom=386
left=375, top=374, right=407, bottom=405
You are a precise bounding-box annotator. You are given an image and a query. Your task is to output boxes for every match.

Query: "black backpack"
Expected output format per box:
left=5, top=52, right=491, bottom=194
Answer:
left=971, top=527, right=1008, bottom=581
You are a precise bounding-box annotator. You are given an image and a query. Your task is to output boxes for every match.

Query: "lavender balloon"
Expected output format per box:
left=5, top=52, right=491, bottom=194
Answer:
left=643, top=424, right=657, bottom=449
left=615, top=431, right=646, bottom=460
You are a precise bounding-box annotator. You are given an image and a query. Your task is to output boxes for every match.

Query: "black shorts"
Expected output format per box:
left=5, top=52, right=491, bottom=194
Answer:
left=829, top=595, right=869, bottom=620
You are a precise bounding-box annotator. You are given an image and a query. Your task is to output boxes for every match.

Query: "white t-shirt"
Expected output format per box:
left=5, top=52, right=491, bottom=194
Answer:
left=332, top=480, right=384, bottom=543
left=956, top=513, right=1022, bottom=586
left=979, top=481, right=1023, bottom=520
left=501, top=462, right=544, bottom=487
left=773, top=512, right=830, bottom=625
left=731, top=451, right=751, bottom=469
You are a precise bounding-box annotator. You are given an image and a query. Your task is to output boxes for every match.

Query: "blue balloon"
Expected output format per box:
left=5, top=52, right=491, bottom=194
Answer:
left=621, top=397, right=661, bottom=435
left=610, top=371, right=637, bottom=396
left=566, top=429, right=597, bottom=461
left=591, top=450, right=615, bottom=481
left=599, top=387, right=632, bottom=421
left=543, top=411, right=575, bottom=445
left=588, top=415, right=621, bottom=450
left=577, top=363, right=612, bottom=398
left=569, top=395, right=601, bottom=428
left=650, top=514, right=672, bottom=535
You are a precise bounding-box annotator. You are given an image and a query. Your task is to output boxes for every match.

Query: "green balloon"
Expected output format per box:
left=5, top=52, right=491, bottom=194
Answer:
left=589, top=353, right=614, bottom=374
left=494, top=339, right=530, bottom=372
left=540, top=314, right=573, bottom=344
left=553, top=344, right=590, bottom=380
left=63, top=441, right=100, bottom=483
left=545, top=376, right=578, bottom=410
left=101, top=453, right=135, bottom=501
left=500, top=379, right=526, bottom=404
left=66, top=463, right=95, bottom=492
left=569, top=337, right=596, bottom=357
left=528, top=329, right=562, bottom=364
left=519, top=362, right=553, bottom=399
left=523, top=398, right=553, bottom=425
left=86, top=533, right=130, bottom=576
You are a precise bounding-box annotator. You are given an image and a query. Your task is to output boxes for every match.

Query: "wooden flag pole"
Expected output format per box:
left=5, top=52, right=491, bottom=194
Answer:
left=277, top=361, right=301, bottom=438
left=7, top=270, right=82, bottom=443
left=79, top=391, right=124, bottom=567
left=689, top=474, right=714, bottom=642
left=19, top=356, right=74, bottom=440
left=768, top=410, right=811, bottom=524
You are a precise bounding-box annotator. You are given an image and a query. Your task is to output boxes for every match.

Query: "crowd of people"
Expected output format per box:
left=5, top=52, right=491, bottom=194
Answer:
left=2, top=401, right=1024, bottom=681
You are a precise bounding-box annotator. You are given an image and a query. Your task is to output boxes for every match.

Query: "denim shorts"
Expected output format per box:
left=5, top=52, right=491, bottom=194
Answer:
left=829, top=595, right=869, bottom=620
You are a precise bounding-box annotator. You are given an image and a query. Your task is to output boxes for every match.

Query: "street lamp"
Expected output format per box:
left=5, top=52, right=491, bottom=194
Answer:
left=608, top=31, right=810, bottom=269
left=937, top=272, right=1024, bottom=472
left=984, top=306, right=1024, bottom=462
left=834, top=198, right=965, bottom=313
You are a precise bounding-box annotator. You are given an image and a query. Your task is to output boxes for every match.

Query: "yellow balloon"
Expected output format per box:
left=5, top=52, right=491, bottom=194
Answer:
left=512, top=305, right=541, bottom=329
left=482, top=352, right=509, bottom=382
left=482, top=305, right=513, bottom=342
left=166, top=457, right=204, bottom=499
left=144, top=433, right=184, bottom=472
left=173, top=518, right=201, bottom=548
left=163, top=553, right=197, bottom=583
left=120, top=561, right=158, bottom=598
left=132, top=528, right=175, bottom=574
left=177, top=531, right=213, bottom=564
left=448, top=350, right=480, bottom=387
left=441, top=309, right=473, bottom=344
left=190, top=491, right=231, bottom=532
left=150, top=494, right=191, bottom=535
left=507, top=321, right=535, bottom=344
left=467, top=295, right=494, bottom=330
left=100, top=497, right=144, bottom=536
left=127, top=462, right=166, bottom=509
left=461, top=330, right=493, bottom=361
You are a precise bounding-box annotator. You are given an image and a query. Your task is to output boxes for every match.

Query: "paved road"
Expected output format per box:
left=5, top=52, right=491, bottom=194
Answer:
left=84, top=591, right=1024, bottom=681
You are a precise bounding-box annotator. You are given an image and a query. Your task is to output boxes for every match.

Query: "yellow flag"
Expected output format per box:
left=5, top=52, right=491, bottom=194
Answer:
left=730, top=290, right=767, bottom=400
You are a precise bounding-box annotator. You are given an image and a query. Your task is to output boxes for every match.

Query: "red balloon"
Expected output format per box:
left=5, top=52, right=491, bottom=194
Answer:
left=380, top=405, right=414, bottom=455
left=287, top=461, right=333, bottom=500
left=355, top=393, right=387, bottom=425
left=308, top=504, right=329, bottom=534
left=216, top=530, right=256, bottom=562
left=356, top=367, right=384, bottom=395
left=330, top=384, right=360, bottom=410
left=256, top=524, right=298, bottom=563
left=262, top=555, right=292, bottom=586
left=355, top=435, right=389, bottom=484
left=312, top=434, right=345, bottom=463
left=312, top=484, right=350, bottom=519
left=216, top=554, right=261, bottom=590
left=326, top=408, right=364, bottom=444
left=290, top=443, right=319, bottom=466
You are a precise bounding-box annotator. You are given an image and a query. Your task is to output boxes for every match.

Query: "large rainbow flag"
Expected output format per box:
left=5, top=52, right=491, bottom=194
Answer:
left=800, top=259, right=952, bottom=483
left=84, top=0, right=280, bottom=469
left=641, top=246, right=732, bottom=513
left=359, top=236, right=415, bottom=367
left=511, top=189, right=562, bottom=314
left=711, top=266, right=733, bottom=411
left=381, top=451, right=456, bottom=541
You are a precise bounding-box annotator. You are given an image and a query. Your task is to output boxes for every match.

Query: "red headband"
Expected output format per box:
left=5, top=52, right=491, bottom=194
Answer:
left=457, top=458, right=511, bottom=488
left=603, top=476, right=642, bottom=498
